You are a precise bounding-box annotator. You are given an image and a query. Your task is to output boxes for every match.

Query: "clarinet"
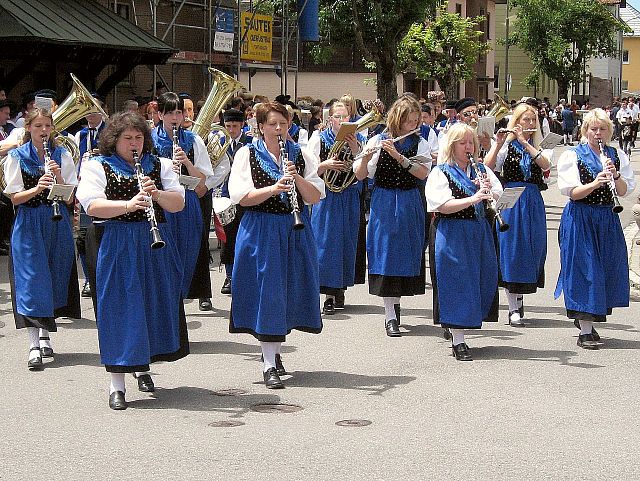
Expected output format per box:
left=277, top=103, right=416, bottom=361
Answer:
left=467, top=153, right=509, bottom=232
left=276, top=135, right=304, bottom=230
left=171, top=124, right=180, bottom=172
left=597, top=140, right=623, bottom=214
left=42, top=136, right=62, bottom=221
left=132, top=150, right=165, bottom=249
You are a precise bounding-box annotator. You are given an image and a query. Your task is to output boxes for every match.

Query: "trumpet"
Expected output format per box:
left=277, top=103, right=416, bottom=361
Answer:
left=467, top=153, right=509, bottom=232
left=132, top=150, right=165, bottom=249
left=597, top=139, right=623, bottom=214
left=276, top=135, right=304, bottom=230
left=352, top=128, right=421, bottom=162
left=42, top=136, right=62, bottom=222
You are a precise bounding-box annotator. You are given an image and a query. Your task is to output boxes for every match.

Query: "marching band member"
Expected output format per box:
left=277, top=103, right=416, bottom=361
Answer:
left=484, top=103, right=551, bottom=326
left=354, top=95, right=430, bottom=337
left=4, top=108, right=80, bottom=370
left=77, top=111, right=186, bottom=410
left=309, top=101, right=364, bottom=314
left=228, top=101, right=324, bottom=389
left=425, top=123, right=502, bottom=360
left=555, top=108, right=635, bottom=350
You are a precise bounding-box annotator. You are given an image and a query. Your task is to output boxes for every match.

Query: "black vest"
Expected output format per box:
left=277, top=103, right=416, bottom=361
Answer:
left=576, top=148, right=620, bottom=207
left=374, top=135, right=420, bottom=190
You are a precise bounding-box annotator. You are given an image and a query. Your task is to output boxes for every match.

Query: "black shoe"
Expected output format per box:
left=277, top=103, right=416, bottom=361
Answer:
left=81, top=283, right=92, bottom=298
left=443, top=328, right=452, bottom=341
left=452, top=342, right=473, bottom=361
left=323, top=298, right=335, bottom=315
left=577, top=333, right=600, bottom=350
left=39, top=336, right=54, bottom=358
left=221, top=277, right=231, bottom=295
left=275, top=353, right=287, bottom=376
left=334, top=290, right=345, bottom=310
left=199, top=298, right=213, bottom=311
left=508, top=310, right=526, bottom=327
left=385, top=318, right=401, bottom=337
left=573, top=319, right=600, bottom=342
left=394, top=304, right=401, bottom=327
left=517, top=296, right=524, bottom=318
left=263, top=367, right=284, bottom=389
left=27, top=347, right=43, bottom=371
left=109, top=391, right=128, bottom=410
left=135, top=374, right=155, bottom=392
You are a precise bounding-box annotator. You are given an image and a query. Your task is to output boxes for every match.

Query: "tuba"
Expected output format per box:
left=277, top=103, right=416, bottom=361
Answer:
left=191, top=68, right=244, bottom=170
left=323, top=106, right=383, bottom=193
left=486, top=93, right=511, bottom=123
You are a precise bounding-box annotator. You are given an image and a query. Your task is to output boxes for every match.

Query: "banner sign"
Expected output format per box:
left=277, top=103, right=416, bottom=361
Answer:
left=240, top=12, right=273, bottom=62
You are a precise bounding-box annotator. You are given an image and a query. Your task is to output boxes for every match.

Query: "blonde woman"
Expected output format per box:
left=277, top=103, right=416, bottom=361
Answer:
left=425, top=123, right=502, bottom=360
left=484, top=103, right=552, bottom=327
left=555, top=108, right=635, bottom=349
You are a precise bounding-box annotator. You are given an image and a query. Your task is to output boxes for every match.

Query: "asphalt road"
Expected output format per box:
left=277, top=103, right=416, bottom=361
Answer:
left=1, top=144, right=640, bottom=481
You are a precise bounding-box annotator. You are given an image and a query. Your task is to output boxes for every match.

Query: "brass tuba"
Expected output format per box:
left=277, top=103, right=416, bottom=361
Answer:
left=191, top=68, right=244, bottom=170
left=324, top=106, right=383, bottom=193
left=486, top=93, right=511, bottom=123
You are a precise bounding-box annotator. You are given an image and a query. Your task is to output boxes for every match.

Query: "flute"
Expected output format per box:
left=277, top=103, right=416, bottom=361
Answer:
left=467, top=153, right=509, bottom=232
left=42, top=136, right=62, bottom=221
left=352, top=128, right=421, bottom=161
left=597, top=139, right=623, bottom=214
left=132, top=150, right=165, bottom=249
left=276, top=135, right=304, bottom=230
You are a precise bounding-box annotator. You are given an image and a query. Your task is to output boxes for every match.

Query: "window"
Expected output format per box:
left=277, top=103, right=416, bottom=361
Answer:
left=623, top=50, right=629, bottom=64
left=455, top=3, right=462, bottom=15
left=494, top=64, right=500, bottom=89
left=486, top=13, right=491, bottom=40
left=622, top=80, right=629, bottom=90
left=110, top=2, right=130, bottom=19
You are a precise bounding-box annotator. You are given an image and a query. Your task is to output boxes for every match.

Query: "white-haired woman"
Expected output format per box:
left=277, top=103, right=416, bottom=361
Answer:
left=425, top=123, right=502, bottom=361
left=484, top=103, right=552, bottom=327
left=555, top=108, right=635, bottom=349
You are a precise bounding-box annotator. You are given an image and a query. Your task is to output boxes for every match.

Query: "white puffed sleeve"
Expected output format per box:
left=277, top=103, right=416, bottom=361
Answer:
left=352, top=134, right=382, bottom=179
left=61, top=150, right=77, bottom=186
left=228, top=146, right=254, bottom=204
left=300, top=145, right=325, bottom=202
left=425, top=168, right=453, bottom=212
left=76, top=158, right=108, bottom=211
left=3, top=150, right=26, bottom=194
left=297, top=128, right=309, bottom=147
left=159, top=157, right=185, bottom=197
left=307, top=130, right=322, bottom=161
left=486, top=166, right=504, bottom=197
left=413, top=137, right=431, bottom=169
left=494, top=143, right=509, bottom=173
left=614, top=147, right=636, bottom=197
left=556, top=150, right=582, bottom=197
left=191, top=135, right=215, bottom=189
left=208, top=152, right=230, bottom=190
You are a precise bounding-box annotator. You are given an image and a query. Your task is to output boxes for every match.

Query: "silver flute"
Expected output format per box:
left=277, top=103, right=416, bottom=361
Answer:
left=42, top=136, right=62, bottom=221
left=467, top=153, right=509, bottom=232
left=132, top=150, right=165, bottom=249
left=597, top=139, right=623, bottom=214
left=276, top=134, right=304, bottom=230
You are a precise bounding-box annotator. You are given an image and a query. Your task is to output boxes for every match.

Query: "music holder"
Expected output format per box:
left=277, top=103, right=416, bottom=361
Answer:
left=179, top=175, right=201, bottom=191
left=335, top=122, right=358, bottom=141
left=495, top=186, right=525, bottom=212
left=47, top=184, right=75, bottom=203
left=540, top=132, right=563, bottom=150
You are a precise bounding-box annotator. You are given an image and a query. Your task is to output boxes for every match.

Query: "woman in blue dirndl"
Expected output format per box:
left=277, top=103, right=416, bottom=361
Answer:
left=228, top=101, right=325, bottom=389
left=484, top=103, right=552, bottom=327
left=309, top=100, right=365, bottom=314
left=555, top=108, right=635, bottom=350
left=3, top=108, right=80, bottom=371
left=77, top=111, right=186, bottom=410
left=425, top=123, right=503, bottom=361
left=353, top=95, right=430, bottom=337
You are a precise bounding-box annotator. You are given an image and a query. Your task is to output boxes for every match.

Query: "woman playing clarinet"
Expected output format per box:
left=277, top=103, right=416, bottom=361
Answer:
left=76, top=111, right=186, bottom=410
left=228, top=101, right=324, bottom=389
left=555, top=108, right=635, bottom=350
left=425, top=123, right=502, bottom=360
left=484, top=103, right=552, bottom=327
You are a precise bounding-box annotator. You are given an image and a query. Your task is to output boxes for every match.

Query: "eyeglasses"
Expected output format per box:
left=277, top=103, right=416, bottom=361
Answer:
left=331, top=115, right=350, bottom=120
left=461, top=111, right=478, bottom=118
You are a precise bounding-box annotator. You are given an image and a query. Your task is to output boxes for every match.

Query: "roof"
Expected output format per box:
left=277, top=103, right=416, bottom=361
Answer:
left=621, top=4, right=640, bottom=37
left=0, top=0, right=175, bottom=61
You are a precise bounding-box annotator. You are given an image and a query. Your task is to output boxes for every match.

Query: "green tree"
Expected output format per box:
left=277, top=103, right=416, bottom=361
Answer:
left=398, top=4, right=491, bottom=99
left=509, top=0, right=630, bottom=101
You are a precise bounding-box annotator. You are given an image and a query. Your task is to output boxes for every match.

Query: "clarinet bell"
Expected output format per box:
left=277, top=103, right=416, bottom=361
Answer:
left=150, top=227, right=166, bottom=249
left=496, top=215, right=509, bottom=232
left=612, top=197, right=624, bottom=214
left=292, top=210, right=305, bottom=230
left=51, top=203, right=62, bottom=222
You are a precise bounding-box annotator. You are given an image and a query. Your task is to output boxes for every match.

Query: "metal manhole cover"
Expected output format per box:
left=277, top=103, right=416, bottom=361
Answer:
left=212, top=389, right=248, bottom=396
left=250, top=403, right=303, bottom=413
left=335, top=419, right=372, bottom=427
left=208, top=420, right=245, bottom=428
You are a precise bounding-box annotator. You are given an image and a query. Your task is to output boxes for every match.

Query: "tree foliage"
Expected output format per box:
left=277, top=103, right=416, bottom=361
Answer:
left=398, top=4, right=491, bottom=98
left=509, top=0, right=630, bottom=101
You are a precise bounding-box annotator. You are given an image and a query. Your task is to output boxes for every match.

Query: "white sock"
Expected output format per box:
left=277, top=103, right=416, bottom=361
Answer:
left=505, top=290, right=519, bottom=312
left=579, top=320, right=593, bottom=336
left=39, top=328, right=52, bottom=349
left=261, top=342, right=280, bottom=372
left=450, top=329, right=465, bottom=346
left=27, top=327, right=40, bottom=360
left=110, top=373, right=126, bottom=395
left=383, top=297, right=400, bottom=321
left=134, top=371, right=149, bottom=379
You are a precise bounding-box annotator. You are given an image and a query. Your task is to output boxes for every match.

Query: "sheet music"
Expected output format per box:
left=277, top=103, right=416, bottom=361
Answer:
left=540, top=132, right=563, bottom=150
left=47, top=184, right=75, bottom=202
left=494, top=186, right=525, bottom=211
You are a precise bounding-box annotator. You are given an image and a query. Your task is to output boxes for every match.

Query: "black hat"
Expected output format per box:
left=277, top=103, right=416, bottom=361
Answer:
left=455, top=97, right=477, bottom=113
left=34, top=89, right=58, bottom=102
left=275, top=94, right=291, bottom=105
left=223, top=108, right=245, bottom=123
left=178, top=92, right=192, bottom=100
left=445, top=100, right=457, bottom=110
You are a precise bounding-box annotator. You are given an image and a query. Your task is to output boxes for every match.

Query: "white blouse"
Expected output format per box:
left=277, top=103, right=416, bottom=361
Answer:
left=352, top=134, right=431, bottom=179
left=228, top=144, right=325, bottom=205
left=4, top=147, right=77, bottom=194
left=425, top=163, right=503, bottom=213
left=190, top=134, right=230, bottom=191
left=76, top=156, right=184, bottom=212
left=557, top=145, right=635, bottom=197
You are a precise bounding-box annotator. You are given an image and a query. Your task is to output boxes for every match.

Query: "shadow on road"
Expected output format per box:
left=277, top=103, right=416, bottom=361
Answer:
left=281, top=370, right=416, bottom=396
left=471, top=345, right=603, bottom=368
left=189, top=340, right=297, bottom=358
left=57, top=317, right=97, bottom=330
left=40, top=351, right=102, bottom=368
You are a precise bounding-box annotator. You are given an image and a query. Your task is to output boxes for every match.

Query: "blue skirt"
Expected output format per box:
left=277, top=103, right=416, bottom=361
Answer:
left=11, top=204, right=75, bottom=318
left=95, top=221, right=184, bottom=367
left=554, top=201, right=629, bottom=318
left=311, top=182, right=361, bottom=290
left=497, top=182, right=546, bottom=292
left=434, top=217, right=498, bottom=328
left=231, top=209, right=322, bottom=341
left=165, top=189, right=203, bottom=298
left=367, top=186, right=424, bottom=277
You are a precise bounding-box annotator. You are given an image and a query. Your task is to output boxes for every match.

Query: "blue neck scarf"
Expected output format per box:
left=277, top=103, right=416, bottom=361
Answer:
left=252, top=139, right=301, bottom=206
left=510, top=139, right=533, bottom=180
left=95, top=152, right=156, bottom=177
left=152, top=123, right=195, bottom=159
left=11, top=141, right=63, bottom=177
left=438, top=162, right=485, bottom=219
left=574, top=142, right=604, bottom=179
left=289, top=123, right=300, bottom=138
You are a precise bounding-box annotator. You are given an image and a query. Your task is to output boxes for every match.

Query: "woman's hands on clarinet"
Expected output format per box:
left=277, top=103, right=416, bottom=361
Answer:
left=471, top=176, right=494, bottom=205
